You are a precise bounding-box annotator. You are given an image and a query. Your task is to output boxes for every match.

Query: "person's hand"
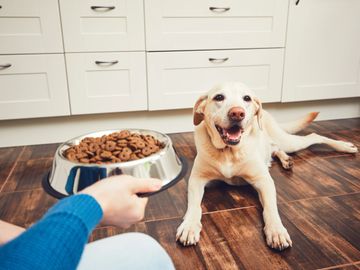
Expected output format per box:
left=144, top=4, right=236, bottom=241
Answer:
left=80, top=175, right=161, bottom=228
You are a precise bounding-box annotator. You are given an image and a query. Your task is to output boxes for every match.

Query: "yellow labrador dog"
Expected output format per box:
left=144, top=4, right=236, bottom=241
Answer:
left=176, top=82, right=358, bottom=250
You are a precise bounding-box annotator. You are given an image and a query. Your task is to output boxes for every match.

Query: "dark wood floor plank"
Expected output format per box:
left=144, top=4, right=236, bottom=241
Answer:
left=318, top=263, right=360, bottom=270
left=90, top=223, right=147, bottom=242
left=279, top=195, right=360, bottom=264
left=0, top=146, right=24, bottom=190
left=2, top=159, right=53, bottom=192
left=19, top=143, right=60, bottom=161
left=271, top=156, right=360, bottom=203
left=301, top=155, right=360, bottom=188
left=330, top=193, right=360, bottom=219
left=0, top=189, right=57, bottom=228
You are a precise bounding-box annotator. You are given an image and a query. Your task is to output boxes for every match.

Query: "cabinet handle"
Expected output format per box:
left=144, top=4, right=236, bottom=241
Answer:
left=91, top=6, right=115, bottom=11
left=295, top=0, right=300, bottom=5
left=95, top=60, right=118, bottom=66
left=0, top=64, right=11, bottom=69
left=0, top=5, right=2, bottom=9
left=209, top=7, right=230, bottom=13
left=209, top=58, right=229, bottom=63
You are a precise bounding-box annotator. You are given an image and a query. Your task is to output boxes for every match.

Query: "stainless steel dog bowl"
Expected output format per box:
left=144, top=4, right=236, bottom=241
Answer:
left=42, top=129, right=187, bottom=198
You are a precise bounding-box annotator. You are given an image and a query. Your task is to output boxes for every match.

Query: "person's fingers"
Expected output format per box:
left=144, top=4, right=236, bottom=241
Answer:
left=129, top=178, right=162, bottom=193
left=137, top=196, right=149, bottom=209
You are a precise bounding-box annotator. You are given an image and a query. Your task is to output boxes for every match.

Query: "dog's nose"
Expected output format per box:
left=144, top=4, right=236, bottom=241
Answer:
left=228, top=107, right=245, bottom=121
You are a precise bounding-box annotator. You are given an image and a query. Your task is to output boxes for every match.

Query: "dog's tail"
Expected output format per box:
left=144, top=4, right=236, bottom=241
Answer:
left=279, top=112, right=319, bottom=134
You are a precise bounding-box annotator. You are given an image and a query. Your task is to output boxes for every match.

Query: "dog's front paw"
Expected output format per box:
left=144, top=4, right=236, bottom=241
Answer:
left=264, top=224, right=292, bottom=251
left=176, top=219, right=202, bottom=246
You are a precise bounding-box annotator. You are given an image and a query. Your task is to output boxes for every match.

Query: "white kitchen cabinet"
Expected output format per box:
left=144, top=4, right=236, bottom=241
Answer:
left=66, top=52, right=147, bottom=115
left=0, top=54, right=70, bottom=120
left=0, top=0, right=63, bottom=54
left=147, top=49, right=284, bottom=110
left=282, top=0, right=360, bottom=102
left=144, top=0, right=289, bottom=51
left=59, top=0, right=145, bottom=52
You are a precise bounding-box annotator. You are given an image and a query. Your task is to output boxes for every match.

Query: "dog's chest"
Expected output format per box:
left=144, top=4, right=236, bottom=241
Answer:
left=217, top=152, right=243, bottom=179
left=220, top=162, right=235, bottom=179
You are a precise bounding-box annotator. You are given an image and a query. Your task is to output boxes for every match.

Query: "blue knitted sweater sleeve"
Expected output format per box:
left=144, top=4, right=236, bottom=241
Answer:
left=0, top=194, right=103, bottom=270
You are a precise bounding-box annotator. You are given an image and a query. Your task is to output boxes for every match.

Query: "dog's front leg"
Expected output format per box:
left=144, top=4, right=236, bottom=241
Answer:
left=176, top=162, right=208, bottom=246
left=251, top=171, right=292, bottom=251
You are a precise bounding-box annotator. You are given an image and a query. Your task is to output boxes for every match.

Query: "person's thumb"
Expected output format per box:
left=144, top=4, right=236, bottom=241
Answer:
left=130, top=178, right=162, bottom=193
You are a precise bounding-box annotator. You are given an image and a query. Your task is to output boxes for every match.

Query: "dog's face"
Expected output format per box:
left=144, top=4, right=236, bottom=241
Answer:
left=194, top=82, right=262, bottom=149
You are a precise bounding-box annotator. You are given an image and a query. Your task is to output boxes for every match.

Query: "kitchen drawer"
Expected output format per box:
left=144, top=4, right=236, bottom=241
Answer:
left=145, top=0, right=289, bottom=51
left=0, top=0, right=63, bottom=54
left=66, top=52, right=147, bottom=115
left=0, top=54, right=70, bottom=120
left=147, top=49, right=284, bottom=110
left=59, top=0, right=145, bottom=52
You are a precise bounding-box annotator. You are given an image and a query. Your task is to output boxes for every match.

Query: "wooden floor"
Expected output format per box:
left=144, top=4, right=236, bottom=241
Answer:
left=0, top=118, right=359, bottom=270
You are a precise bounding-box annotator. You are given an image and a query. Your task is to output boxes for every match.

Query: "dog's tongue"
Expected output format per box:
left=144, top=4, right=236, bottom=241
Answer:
left=225, top=126, right=242, bottom=140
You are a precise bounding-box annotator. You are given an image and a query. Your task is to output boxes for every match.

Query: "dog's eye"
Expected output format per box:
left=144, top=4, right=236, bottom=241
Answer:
left=213, top=94, right=225, bottom=102
left=243, top=95, right=251, bottom=102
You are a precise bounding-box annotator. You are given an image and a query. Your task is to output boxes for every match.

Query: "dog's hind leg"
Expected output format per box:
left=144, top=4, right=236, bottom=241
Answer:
left=264, top=111, right=358, bottom=154
left=275, top=132, right=358, bottom=154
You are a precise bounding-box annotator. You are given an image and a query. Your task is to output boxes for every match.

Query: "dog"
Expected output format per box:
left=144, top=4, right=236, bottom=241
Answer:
left=176, top=82, right=358, bottom=250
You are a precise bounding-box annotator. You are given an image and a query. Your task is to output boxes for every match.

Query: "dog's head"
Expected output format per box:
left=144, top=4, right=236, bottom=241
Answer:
left=193, top=82, right=262, bottom=149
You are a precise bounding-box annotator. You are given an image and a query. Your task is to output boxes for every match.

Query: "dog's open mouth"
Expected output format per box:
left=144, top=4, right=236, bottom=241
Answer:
left=215, top=124, right=243, bottom=145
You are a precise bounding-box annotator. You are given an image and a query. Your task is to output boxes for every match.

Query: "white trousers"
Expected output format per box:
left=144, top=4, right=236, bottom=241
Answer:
left=77, top=233, right=175, bottom=270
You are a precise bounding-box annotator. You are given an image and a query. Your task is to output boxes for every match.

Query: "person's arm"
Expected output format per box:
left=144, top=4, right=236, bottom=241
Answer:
left=0, top=220, right=25, bottom=245
left=0, top=175, right=161, bottom=270
left=0, top=194, right=102, bottom=270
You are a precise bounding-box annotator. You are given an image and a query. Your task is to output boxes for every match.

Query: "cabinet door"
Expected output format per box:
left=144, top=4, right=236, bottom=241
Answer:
left=145, top=0, right=289, bottom=51
left=0, top=55, right=70, bottom=120
left=66, top=52, right=147, bottom=115
left=282, top=0, right=360, bottom=102
left=0, top=0, right=63, bottom=54
left=59, top=0, right=145, bottom=52
left=147, top=49, right=284, bottom=110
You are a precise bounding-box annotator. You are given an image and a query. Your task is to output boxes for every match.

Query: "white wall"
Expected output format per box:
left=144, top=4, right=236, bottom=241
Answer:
left=0, top=97, right=359, bottom=147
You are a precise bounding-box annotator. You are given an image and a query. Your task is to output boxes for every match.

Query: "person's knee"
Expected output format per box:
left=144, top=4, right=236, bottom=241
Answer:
left=124, top=233, right=174, bottom=269
left=79, top=233, right=174, bottom=270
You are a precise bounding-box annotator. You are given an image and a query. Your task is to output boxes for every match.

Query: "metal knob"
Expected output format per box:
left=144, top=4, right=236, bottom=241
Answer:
left=91, top=6, right=115, bottom=11
left=209, top=58, right=229, bottom=63
left=95, top=60, right=118, bottom=66
left=0, top=64, right=12, bottom=69
left=209, top=7, right=230, bottom=13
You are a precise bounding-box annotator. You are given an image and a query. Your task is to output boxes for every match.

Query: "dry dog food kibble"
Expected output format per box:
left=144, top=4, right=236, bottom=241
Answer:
left=63, top=130, right=165, bottom=164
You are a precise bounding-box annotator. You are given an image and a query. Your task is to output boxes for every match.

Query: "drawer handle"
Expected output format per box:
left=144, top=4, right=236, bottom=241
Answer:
left=295, top=0, right=300, bottom=5
left=0, top=64, right=11, bottom=70
left=0, top=5, right=2, bottom=9
left=209, top=7, right=230, bottom=13
left=95, top=60, right=118, bottom=66
left=209, top=58, right=229, bottom=63
left=91, top=6, right=115, bottom=11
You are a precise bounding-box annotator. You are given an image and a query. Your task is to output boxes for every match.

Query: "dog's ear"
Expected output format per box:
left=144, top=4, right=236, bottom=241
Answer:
left=193, top=95, right=207, bottom=126
left=253, top=97, right=263, bottom=130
